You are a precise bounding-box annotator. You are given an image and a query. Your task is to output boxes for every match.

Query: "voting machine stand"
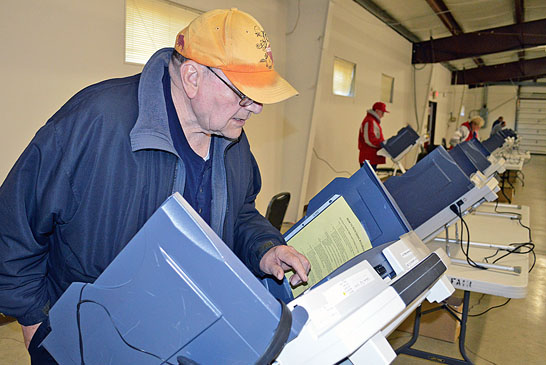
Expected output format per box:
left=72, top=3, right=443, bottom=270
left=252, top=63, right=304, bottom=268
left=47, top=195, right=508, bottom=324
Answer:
left=377, top=126, right=426, bottom=175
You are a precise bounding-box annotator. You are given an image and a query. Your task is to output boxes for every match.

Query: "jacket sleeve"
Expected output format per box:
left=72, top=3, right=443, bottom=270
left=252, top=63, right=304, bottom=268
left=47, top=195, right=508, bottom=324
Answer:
left=449, top=124, right=469, bottom=147
left=233, top=153, right=285, bottom=277
left=0, top=123, right=76, bottom=326
left=364, top=120, right=384, bottom=148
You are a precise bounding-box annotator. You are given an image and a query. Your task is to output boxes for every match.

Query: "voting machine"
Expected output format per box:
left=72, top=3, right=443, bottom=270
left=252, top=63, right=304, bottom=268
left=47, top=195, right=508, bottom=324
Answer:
left=377, top=126, right=425, bottom=174
left=384, top=146, right=499, bottom=244
left=42, top=164, right=453, bottom=365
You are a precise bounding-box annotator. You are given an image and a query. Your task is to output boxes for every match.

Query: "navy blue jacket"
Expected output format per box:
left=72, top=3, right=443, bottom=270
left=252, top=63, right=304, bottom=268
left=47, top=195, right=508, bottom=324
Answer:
left=0, top=48, right=284, bottom=326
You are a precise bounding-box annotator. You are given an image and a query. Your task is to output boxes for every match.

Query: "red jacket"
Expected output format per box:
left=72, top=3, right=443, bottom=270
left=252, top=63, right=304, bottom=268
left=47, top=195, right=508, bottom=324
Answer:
left=358, top=110, right=385, bottom=165
left=449, top=121, right=477, bottom=149
left=461, top=121, right=477, bottom=142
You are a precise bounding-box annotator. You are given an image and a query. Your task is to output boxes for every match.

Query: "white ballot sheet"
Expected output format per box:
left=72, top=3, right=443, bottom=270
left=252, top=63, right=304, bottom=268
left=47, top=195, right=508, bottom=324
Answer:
left=287, top=196, right=372, bottom=297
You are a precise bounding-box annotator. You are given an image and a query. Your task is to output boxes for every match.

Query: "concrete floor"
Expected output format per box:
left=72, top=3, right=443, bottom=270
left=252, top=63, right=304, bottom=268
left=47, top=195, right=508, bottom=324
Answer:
left=0, top=155, right=544, bottom=364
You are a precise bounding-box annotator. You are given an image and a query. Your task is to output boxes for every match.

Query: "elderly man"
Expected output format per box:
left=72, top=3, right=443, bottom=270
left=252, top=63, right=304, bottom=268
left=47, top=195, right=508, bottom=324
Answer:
left=0, top=8, right=310, bottom=363
left=449, top=115, right=484, bottom=148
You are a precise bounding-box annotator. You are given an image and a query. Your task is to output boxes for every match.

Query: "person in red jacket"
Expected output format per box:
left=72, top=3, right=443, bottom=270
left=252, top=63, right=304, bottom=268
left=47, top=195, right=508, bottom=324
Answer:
left=358, top=101, right=388, bottom=170
left=449, top=116, right=484, bottom=148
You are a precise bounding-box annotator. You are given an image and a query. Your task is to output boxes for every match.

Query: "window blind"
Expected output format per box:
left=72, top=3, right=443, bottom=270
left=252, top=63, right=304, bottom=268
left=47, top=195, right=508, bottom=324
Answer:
left=126, top=0, right=201, bottom=64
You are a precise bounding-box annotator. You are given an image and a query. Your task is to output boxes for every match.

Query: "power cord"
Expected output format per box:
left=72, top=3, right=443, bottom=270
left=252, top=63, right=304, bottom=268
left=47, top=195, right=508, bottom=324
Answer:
left=448, top=297, right=511, bottom=318
left=312, top=148, right=352, bottom=176
left=76, top=284, right=176, bottom=365
left=486, top=201, right=537, bottom=273
left=450, top=203, right=487, bottom=270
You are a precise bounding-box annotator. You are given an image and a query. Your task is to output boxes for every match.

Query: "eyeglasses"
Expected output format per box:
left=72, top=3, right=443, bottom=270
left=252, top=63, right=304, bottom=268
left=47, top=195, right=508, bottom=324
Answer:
left=206, top=66, right=255, bottom=107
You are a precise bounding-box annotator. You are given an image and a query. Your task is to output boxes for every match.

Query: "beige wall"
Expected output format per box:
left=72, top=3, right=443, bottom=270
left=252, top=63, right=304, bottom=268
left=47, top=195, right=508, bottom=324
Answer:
left=303, top=0, right=414, bottom=207
left=0, top=0, right=290, bottom=215
left=0, top=0, right=142, bottom=183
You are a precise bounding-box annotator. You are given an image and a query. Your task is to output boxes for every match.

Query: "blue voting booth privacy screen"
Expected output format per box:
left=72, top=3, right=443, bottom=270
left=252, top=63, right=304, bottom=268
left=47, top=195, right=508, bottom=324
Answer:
left=284, top=163, right=411, bottom=288
left=468, top=138, right=492, bottom=157
left=384, top=147, right=474, bottom=230
left=448, top=142, right=491, bottom=177
left=458, top=140, right=492, bottom=173
left=482, top=133, right=506, bottom=153
left=380, top=126, right=420, bottom=159
left=42, top=193, right=307, bottom=365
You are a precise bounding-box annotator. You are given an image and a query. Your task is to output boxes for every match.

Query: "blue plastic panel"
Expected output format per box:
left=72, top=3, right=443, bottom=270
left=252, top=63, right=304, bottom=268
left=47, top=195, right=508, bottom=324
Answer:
left=468, top=138, right=491, bottom=157
left=43, top=194, right=306, bottom=364
left=380, top=126, right=420, bottom=159
left=286, top=163, right=410, bottom=248
left=459, top=140, right=491, bottom=173
left=482, top=133, right=506, bottom=153
left=384, top=147, right=474, bottom=230
left=499, top=129, right=517, bottom=138
left=451, top=142, right=491, bottom=175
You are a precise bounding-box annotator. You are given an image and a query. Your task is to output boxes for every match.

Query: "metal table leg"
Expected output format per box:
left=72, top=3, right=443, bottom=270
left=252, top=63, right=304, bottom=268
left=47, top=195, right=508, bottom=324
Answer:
left=395, top=291, right=473, bottom=364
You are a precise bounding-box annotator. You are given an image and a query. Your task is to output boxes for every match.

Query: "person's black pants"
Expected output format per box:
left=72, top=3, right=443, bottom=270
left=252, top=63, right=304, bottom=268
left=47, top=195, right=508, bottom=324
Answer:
left=28, top=320, right=57, bottom=364
left=359, top=162, right=378, bottom=171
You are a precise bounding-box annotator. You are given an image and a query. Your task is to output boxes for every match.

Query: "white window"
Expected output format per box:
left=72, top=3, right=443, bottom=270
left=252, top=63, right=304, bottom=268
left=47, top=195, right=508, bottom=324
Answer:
left=333, top=57, right=356, bottom=97
left=125, top=0, right=202, bottom=64
left=380, top=73, right=394, bottom=103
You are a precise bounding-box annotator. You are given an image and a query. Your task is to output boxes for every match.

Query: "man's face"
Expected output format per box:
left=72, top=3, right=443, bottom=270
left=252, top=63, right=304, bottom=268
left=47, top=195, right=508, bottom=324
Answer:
left=376, top=110, right=385, bottom=118
left=193, top=67, right=263, bottom=140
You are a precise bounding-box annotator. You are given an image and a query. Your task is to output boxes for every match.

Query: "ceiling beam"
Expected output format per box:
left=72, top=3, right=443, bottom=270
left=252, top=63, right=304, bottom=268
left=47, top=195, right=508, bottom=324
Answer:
left=352, top=0, right=420, bottom=43
left=424, top=0, right=484, bottom=67
left=425, top=0, right=462, bottom=35
left=514, top=0, right=525, bottom=60
left=413, top=18, right=546, bottom=64
left=514, top=0, right=524, bottom=24
left=451, top=57, right=546, bottom=85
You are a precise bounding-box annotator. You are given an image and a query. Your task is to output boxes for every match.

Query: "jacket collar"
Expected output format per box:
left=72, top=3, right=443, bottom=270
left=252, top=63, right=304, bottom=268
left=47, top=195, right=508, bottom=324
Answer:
left=130, top=48, right=177, bottom=155
left=367, top=109, right=381, bottom=123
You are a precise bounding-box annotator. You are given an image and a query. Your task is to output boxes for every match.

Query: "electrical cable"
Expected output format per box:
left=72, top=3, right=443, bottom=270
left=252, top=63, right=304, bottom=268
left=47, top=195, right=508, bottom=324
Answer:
left=489, top=201, right=536, bottom=273
left=285, top=0, right=301, bottom=36
left=453, top=205, right=487, bottom=270
left=312, top=148, right=352, bottom=176
left=464, top=344, right=498, bottom=365
left=448, top=297, right=511, bottom=318
left=76, top=284, right=176, bottom=365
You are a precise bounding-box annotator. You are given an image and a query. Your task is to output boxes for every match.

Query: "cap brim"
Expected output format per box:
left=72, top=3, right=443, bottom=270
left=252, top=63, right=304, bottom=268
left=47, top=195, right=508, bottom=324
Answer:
left=223, top=69, right=298, bottom=104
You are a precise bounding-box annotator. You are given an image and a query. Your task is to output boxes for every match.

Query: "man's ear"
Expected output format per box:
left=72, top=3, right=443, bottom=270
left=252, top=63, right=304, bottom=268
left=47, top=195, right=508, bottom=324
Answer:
left=180, top=61, right=201, bottom=99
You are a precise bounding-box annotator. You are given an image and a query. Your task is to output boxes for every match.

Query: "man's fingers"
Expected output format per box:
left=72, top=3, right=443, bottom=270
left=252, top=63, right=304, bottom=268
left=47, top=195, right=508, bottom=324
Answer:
left=259, top=245, right=311, bottom=284
left=278, top=247, right=309, bottom=282
left=290, top=274, right=303, bottom=286
left=275, top=267, right=285, bottom=281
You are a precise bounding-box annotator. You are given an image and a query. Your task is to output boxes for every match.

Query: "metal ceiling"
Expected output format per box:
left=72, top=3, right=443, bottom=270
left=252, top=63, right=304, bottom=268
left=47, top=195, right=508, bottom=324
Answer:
left=353, top=0, right=546, bottom=86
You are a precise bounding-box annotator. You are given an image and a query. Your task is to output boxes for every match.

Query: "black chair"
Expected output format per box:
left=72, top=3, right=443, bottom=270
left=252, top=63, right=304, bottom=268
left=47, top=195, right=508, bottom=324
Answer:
left=265, top=192, right=291, bottom=231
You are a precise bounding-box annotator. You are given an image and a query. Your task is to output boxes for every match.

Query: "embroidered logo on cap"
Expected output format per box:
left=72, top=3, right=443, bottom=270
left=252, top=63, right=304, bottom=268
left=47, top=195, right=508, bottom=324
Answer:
left=255, top=27, right=273, bottom=69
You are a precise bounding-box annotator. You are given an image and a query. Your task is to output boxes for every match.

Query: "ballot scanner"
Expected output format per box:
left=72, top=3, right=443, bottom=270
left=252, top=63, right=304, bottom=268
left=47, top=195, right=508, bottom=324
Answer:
left=384, top=146, right=499, bottom=244
left=377, top=126, right=426, bottom=174
left=43, top=164, right=453, bottom=365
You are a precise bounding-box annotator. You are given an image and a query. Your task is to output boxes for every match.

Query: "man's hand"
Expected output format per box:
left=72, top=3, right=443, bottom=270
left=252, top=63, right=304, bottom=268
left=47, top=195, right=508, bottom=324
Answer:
left=259, top=245, right=310, bottom=286
left=21, top=322, right=41, bottom=349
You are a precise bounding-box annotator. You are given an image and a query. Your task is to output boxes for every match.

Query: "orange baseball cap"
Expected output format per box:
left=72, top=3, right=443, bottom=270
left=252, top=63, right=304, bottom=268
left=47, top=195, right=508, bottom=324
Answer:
left=174, top=8, right=298, bottom=104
